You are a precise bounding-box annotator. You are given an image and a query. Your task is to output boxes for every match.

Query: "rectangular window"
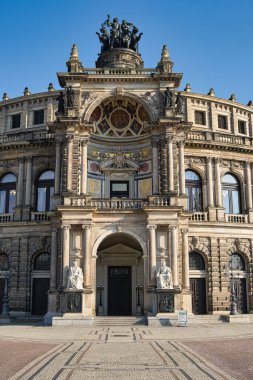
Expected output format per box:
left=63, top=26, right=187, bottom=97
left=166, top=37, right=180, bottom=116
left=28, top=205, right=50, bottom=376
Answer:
left=11, top=114, right=21, bottom=129
left=238, top=120, right=246, bottom=134
left=34, top=109, right=44, bottom=125
left=195, top=110, right=206, bottom=125
left=218, top=115, right=228, bottom=129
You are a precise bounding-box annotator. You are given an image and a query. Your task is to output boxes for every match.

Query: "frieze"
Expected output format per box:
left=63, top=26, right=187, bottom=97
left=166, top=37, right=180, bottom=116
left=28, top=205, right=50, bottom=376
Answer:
left=185, top=157, right=205, bottom=165
left=221, top=159, right=245, bottom=170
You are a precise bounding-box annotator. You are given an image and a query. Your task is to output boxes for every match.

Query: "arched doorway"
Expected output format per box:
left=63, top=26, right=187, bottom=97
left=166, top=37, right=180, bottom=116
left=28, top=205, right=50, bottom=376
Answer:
left=96, top=233, right=143, bottom=316
left=31, top=252, right=50, bottom=315
left=189, top=252, right=207, bottom=314
left=230, top=253, right=247, bottom=313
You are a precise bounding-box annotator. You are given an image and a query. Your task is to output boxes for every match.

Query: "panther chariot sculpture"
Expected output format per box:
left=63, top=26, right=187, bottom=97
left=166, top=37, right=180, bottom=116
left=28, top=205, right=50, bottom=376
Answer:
left=96, top=15, right=143, bottom=53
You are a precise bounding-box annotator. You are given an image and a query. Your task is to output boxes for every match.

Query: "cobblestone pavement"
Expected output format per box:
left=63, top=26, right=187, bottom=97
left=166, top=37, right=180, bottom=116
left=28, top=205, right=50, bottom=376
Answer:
left=0, top=323, right=253, bottom=379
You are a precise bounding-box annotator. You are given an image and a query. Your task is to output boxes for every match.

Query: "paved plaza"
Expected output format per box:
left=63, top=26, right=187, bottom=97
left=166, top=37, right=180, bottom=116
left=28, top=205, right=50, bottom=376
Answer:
left=0, top=322, right=253, bottom=379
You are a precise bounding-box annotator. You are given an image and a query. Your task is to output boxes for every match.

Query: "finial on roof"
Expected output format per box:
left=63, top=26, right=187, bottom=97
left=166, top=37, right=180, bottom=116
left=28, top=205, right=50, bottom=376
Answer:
left=24, top=87, right=31, bottom=96
left=184, top=83, right=191, bottom=92
left=229, top=93, right=236, bottom=101
left=247, top=100, right=253, bottom=107
left=161, top=45, right=169, bottom=61
left=156, top=44, right=173, bottom=73
left=48, top=83, right=55, bottom=92
left=66, top=44, right=84, bottom=73
left=2, top=93, right=9, bottom=101
left=208, top=88, right=215, bottom=96
left=70, top=44, right=78, bottom=59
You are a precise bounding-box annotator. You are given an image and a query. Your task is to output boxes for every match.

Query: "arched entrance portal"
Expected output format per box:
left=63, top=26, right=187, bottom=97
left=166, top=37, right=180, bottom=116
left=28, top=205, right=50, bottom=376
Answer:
left=96, top=233, right=144, bottom=316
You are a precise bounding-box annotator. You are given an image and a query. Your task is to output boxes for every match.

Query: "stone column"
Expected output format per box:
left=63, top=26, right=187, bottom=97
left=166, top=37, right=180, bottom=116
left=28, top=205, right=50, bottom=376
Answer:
left=178, top=141, right=185, bottom=195
left=61, top=225, right=70, bottom=287
left=246, top=161, right=253, bottom=210
left=66, top=135, right=74, bottom=192
left=167, top=137, right=174, bottom=192
left=54, top=139, right=62, bottom=195
left=82, top=224, right=92, bottom=288
left=182, top=229, right=190, bottom=289
left=206, top=157, right=214, bottom=207
left=25, top=157, right=32, bottom=206
left=80, top=139, right=88, bottom=194
left=214, top=158, right=222, bottom=207
left=16, top=157, right=25, bottom=207
left=50, top=228, right=58, bottom=290
left=152, top=139, right=159, bottom=194
left=171, top=226, right=178, bottom=286
left=147, top=225, right=157, bottom=286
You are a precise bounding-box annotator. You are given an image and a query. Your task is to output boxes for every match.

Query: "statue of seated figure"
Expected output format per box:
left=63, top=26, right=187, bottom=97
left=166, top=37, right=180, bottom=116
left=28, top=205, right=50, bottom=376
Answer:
left=67, top=260, right=84, bottom=290
left=156, top=260, right=173, bottom=289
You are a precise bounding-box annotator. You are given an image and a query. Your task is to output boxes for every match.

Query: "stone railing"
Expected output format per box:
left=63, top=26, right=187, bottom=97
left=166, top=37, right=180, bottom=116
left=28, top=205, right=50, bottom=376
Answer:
left=188, top=212, right=208, bottom=221
left=31, top=212, right=54, bottom=221
left=70, top=196, right=172, bottom=209
left=225, top=214, right=248, bottom=223
left=83, top=68, right=158, bottom=75
left=0, top=213, right=13, bottom=223
left=0, top=131, right=55, bottom=144
left=186, top=131, right=250, bottom=146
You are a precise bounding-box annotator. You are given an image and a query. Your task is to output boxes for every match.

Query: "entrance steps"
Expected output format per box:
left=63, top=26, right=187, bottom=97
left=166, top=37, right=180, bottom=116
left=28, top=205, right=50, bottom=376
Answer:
left=93, top=316, right=147, bottom=327
left=188, top=314, right=225, bottom=324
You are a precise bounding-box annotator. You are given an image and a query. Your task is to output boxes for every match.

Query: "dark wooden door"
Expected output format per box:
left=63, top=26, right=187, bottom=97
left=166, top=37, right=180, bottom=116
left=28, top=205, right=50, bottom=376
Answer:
left=108, top=266, right=132, bottom=315
left=190, top=278, right=207, bottom=314
left=32, top=278, right=50, bottom=315
left=0, top=279, right=4, bottom=313
left=235, top=278, right=247, bottom=313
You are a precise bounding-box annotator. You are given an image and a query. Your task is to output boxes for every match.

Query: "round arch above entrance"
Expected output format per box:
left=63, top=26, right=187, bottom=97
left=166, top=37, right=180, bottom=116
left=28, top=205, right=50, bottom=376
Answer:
left=94, top=231, right=145, bottom=316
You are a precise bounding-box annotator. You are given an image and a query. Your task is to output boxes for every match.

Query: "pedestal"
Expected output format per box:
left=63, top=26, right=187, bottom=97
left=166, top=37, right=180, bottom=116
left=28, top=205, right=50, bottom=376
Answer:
left=147, top=288, right=181, bottom=326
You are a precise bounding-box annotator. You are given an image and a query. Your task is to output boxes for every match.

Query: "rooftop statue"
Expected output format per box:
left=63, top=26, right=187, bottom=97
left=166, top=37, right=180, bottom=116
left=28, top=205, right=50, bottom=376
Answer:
left=97, top=15, right=143, bottom=53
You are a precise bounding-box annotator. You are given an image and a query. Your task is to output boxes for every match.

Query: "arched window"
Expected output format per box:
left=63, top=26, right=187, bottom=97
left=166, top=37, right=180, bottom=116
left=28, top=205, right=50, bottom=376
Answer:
left=33, top=252, right=50, bottom=271
left=222, top=173, right=241, bottom=214
left=185, top=170, right=202, bottom=211
left=230, top=253, right=245, bottom=271
left=189, top=252, right=205, bottom=270
left=0, top=173, right=16, bottom=213
left=36, top=171, right=54, bottom=212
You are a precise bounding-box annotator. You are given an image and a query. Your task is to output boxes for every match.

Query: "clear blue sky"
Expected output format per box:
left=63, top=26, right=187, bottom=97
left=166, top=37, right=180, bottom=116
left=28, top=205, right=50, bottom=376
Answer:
left=0, top=0, right=252, bottom=104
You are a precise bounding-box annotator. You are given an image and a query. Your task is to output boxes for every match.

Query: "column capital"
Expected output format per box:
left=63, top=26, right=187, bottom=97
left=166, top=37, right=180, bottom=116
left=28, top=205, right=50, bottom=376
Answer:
left=214, top=157, right=221, bottom=164
left=151, top=138, right=159, bottom=148
left=245, top=161, right=251, bottom=168
left=177, top=140, right=185, bottom=148
left=206, top=156, right=212, bottom=163
left=82, top=224, right=92, bottom=230
left=181, top=228, right=189, bottom=235
left=61, top=225, right=71, bottom=231
left=52, top=228, right=58, bottom=234
left=146, top=224, right=157, bottom=231
left=66, top=134, right=74, bottom=143
left=170, top=225, right=177, bottom=231
left=56, top=138, right=63, bottom=146
left=26, top=156, right=33, bottom=163
left=18, top=157, right=25, bottom=163
left=166, top=136, right=173, bottom=144
left=80, top=138, right=89, bottom=147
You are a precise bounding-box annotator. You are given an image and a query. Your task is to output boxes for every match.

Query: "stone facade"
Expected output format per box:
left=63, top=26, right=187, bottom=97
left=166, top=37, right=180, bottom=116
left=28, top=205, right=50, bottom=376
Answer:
left=0, top=37, right=253, bottom=324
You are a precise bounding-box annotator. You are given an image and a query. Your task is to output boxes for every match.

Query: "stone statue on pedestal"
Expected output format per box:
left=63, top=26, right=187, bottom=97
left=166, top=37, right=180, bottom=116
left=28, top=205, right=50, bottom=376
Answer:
left=67, top=261, right=84, bottom=290
left=156, top=260, right=173, bottom=289
left=66, top=86, right=75, bottom=108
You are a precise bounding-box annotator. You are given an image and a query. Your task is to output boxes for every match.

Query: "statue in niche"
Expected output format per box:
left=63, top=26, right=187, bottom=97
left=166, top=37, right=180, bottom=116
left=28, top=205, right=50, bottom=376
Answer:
left=66, top=86, right=75, bottom=108
left=176, top=92, right=184, bottom=113
left=55, top=91, right=66, bottom=116
left=156, top=260, right=173, bottom=289
left=164, top=87, right=171, bottom=108
left=67, top=260, right=84, bottom=290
